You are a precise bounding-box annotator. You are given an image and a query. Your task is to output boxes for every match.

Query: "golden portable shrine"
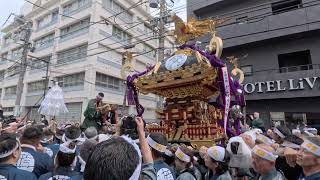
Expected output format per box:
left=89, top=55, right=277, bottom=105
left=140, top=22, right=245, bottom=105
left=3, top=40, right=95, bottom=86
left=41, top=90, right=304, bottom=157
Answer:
left=126, top=14, right=246, bottom=148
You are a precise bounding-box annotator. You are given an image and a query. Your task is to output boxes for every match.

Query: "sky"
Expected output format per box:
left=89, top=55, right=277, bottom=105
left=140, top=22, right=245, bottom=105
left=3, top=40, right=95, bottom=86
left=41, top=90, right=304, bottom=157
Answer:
left=0, top=0, right=25, bottom=28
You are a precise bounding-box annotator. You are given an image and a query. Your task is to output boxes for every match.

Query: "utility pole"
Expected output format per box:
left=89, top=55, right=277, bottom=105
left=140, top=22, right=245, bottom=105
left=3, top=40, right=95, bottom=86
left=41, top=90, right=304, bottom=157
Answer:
left=157, top=0, right=166, bottom=63
left=14, top=16, right=33, bottom=117
left=150, top=0, right=172, bottom=110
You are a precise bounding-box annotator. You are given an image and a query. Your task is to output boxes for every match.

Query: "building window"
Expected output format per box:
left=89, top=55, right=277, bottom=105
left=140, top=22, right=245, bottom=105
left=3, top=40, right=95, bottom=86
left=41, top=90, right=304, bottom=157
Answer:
left=37, top=10, right=59, bottom=30
left=241, top=65, right=253, bottom=76
left=34, top=33, right=55, bottom=50
left=112, top=26, right=132, bottom=44
left=11, top=47, right=23, bottom=60
left=5, top=86, right=17, bottom=96
left=52, top=10, right=59, bottom=22
left=57, top=72, right=85, bottom=88
left=144, top=25, right=155, bottom=37
left=60, top=17, right=90, bottom=40
left=7, top=65, right=20, bottom=78
left=55, top=102, right=82, bottom=124
left=102, top=0, right=133, bottom=23
left=96, top=72, right=121, bottom=91
left=3, top=35, right=11, bottom=47
left=137, top=18, right=155, bottom=36
left=272, top=0, right=302, bottom=15
left=143, top=44, right=155, bottom=58
left=28, top=80, right=45, bottom=93
left=30, top=55, right=51, bottom=70
left=278, top=50, right=312, bottom=73
left=3, top=107, right=14, bottom=112
left=63, top=0, right=91, bottom=15
left=57, top=44, right=87, bottom=64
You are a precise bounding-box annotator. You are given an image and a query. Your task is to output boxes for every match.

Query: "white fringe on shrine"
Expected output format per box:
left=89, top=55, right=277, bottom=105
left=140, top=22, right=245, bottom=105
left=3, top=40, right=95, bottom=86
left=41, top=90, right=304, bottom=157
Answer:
left=38, top=83, right=68, bottom=116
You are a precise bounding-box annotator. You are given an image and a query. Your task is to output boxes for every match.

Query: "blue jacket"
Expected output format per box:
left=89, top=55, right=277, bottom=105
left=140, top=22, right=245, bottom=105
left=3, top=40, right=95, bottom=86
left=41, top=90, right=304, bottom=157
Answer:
left=16, top=145, right=53, bottom=177
left=153, top=160, right=176, bottom=180
left=42, top=143, right=60, bottom=159
left=0, top=164, right=37, bottom=180
left=38, top=167, right=83, bottom=180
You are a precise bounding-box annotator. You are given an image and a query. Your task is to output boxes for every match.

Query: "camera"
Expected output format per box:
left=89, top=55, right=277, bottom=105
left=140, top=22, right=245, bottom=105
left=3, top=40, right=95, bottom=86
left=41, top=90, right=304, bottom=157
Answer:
left=120, top=114, right=138, bottom=140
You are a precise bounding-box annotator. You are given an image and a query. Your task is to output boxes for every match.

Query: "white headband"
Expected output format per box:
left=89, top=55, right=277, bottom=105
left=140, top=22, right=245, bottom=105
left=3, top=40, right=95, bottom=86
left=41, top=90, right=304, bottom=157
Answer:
left=207, top=146, right=225, bottom=162
left=0, top=142, right=19, bottom=158
left=40, top=136, right=54, bottom=144
left=147, top=136, right=167, bottom=153
left=175, top=147, right=191, bottom=163
left=274, top=128, right=285, bottom=139
left=257, top=134, right=274, bottom=146
left=121, top=135, right=142, bottom=180
left=62, top=133, right=85, bottom=145
left=304, top=131, right=315, bottom=137
left=252, top=145, right=278, bottom=161
left=301, top=140, right=320, bottom=157
left=304, top=128, right=318, bottom=136
left=59, top=142, right=76, bottom=154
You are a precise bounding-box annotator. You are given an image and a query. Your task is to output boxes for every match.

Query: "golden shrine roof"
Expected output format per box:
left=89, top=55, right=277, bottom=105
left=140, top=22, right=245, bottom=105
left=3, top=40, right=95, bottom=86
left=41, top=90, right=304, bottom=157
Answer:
left=135, top=48, right=220, bottom=99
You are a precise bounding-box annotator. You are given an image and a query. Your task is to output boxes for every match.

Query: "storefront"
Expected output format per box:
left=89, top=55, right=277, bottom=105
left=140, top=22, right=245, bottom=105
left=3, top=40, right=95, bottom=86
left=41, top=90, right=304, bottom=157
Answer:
left=244, top=74, right=320, bottom=130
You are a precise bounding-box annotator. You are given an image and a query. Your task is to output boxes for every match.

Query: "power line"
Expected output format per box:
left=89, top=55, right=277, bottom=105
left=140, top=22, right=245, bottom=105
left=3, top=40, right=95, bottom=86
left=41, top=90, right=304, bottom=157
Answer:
left=4, top=0, right=317, bottom=75
left=5, top=10, right=319, bottom=78
left=31, top=30, right=171, bottom=67
left=4, top=1, right=171, bottom=52
left=3, top=21, right=159, bottom=64
left=1, top=13, right=14, bottom=27
left=16, top=0, right=148, bottom=46
left=1, top=45, right=174, bottom=86
left=23, top=0, right=147, bottom=25
left=3, top=0, right=320, bottom=73
left=3, top=0, right=319, bottom=63
left=1, top=26, right=168, bottom=75
left=2, top=33, right=174, bottom=83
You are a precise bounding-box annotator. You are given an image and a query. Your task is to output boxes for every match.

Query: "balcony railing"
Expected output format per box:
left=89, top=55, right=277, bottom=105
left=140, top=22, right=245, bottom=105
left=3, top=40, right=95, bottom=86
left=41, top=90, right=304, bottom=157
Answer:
left=244, top=64, right=320, bottom=76
left=279, top=64, right=317, bottom=73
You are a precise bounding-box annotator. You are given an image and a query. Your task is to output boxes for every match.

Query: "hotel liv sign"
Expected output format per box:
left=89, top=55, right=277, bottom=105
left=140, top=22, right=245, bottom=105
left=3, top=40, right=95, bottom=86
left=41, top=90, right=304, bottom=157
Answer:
left=244, top=77, right=319, bottom=94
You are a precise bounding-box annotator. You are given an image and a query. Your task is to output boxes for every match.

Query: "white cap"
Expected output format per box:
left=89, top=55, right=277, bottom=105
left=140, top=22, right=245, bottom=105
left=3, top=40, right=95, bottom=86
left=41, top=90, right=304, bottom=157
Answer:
left=207, top=146, right=225, bottom=162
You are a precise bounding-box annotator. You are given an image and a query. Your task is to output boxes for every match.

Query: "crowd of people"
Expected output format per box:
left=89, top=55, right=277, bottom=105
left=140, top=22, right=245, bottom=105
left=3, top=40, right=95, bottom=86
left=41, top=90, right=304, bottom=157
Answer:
left=0, top=109, right=320, bottom=180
